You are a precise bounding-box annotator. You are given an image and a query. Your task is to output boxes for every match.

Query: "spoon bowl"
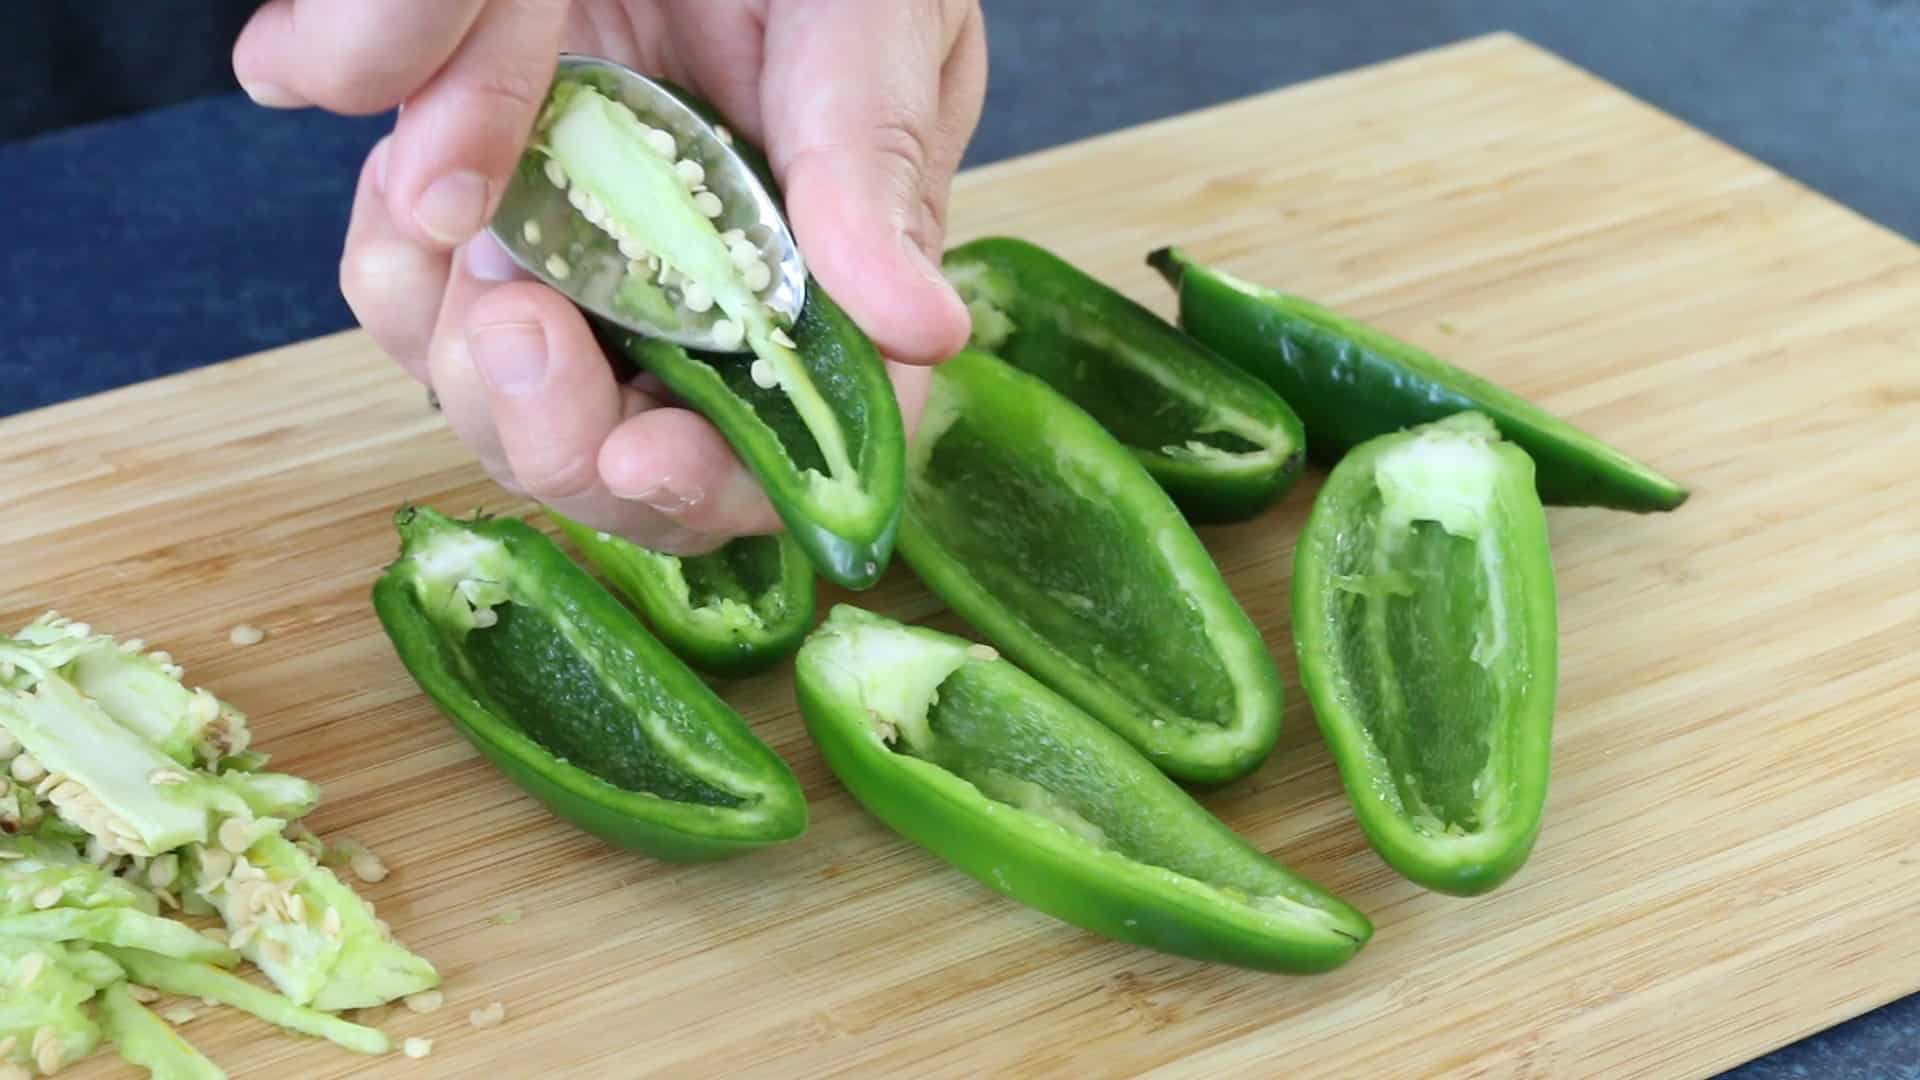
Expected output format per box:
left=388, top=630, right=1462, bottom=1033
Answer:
left=488, top=54, right=806, bottom=354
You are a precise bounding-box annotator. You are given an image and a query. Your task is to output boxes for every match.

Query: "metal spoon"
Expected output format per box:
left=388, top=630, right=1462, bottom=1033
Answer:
left=487, top=54, right=806, bottom=354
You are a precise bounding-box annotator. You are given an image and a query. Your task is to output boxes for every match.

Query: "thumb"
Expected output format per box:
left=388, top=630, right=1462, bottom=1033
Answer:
left=761, top=0, right=977, bottom=366
left=382, top=0, right=567, bottom=249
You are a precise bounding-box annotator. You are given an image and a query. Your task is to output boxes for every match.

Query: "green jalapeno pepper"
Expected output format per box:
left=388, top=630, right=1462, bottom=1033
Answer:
left=1293, top=413, right=1557, bottom=895
left=371, top=507, right=807, bottom=860
left=526, top=75, right=905, bottom=589
left=897, top=349, right=1285, bottom=785
left=1150, top=247, right=1688, bottom=513
left=796, top=606, right=1372, bottom=973
left=943, top=237, right=1306, bottom=522
left=548, top=513, right=816, bottom=678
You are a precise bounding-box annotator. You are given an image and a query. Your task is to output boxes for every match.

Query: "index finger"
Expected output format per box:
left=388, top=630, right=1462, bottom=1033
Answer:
left=382, top=0, right=568, bottom=247
left=231, top=0, right=488, bottom=113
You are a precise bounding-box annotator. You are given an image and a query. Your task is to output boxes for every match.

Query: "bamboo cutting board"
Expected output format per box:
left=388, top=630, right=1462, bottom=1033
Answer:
left=11, top=33, right=1919, bottom=1079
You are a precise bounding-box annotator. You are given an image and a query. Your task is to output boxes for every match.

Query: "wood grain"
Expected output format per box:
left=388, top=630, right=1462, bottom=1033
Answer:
left=11, top=33, right=1918, bottom=1079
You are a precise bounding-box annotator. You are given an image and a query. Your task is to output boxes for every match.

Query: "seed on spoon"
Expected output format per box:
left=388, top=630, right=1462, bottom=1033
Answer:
left=692, top=191, right=724, bottom=219
left=713, top=319, right=745, bottom=351
left=683, top=283, right=714, bottom=313
left=521, top=220, right=543, bottom=245
left=545, top=253, right=572, bottom=281
left=674, top=159, right=705, bottom=188
left=742, top=261, right=773, bottom=292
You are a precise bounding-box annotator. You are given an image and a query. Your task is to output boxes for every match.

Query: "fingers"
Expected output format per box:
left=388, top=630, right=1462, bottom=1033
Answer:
left=231, top=0, right=489, bottom=113
left=426, top=238, right=774, bottom=551
left=599, top=410, right=784, bottom=537
left=762, top=0, right=982, bottom=366
left=932, top=4, right=990, bottom=200
left=423, top=242, right=523, bottom=488
left=655, top=0, right=770, bottom=143
left=239, top=0, right=569, bottom=261
left=383, top=0, right=570, bottom=248
left=340, top=137, right=452, bottom=383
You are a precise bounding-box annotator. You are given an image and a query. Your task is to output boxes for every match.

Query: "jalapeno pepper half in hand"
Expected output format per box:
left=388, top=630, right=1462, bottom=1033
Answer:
left=796, top=606, right=1371, bottom=973
left=944, top=237, right=1306, bottom=522
left=1150, top=247, right=1687, bottom=513
left=897, top=350, right=1285, bottom=785
left=549, top=513, right=816, bottom=678
left=372, top=508, right=807, bottom=860
left=529, top=75, right=905, bottom=589
left=1294, top=413, right=1558, bottom=895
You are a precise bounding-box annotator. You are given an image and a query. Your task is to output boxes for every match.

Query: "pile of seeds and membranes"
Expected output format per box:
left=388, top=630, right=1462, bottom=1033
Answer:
left=0, top=615, right=441, bottom=1077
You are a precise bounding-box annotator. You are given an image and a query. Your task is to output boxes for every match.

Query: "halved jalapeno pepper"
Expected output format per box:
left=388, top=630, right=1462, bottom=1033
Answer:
left=372, top=508, right=806, bottom=860
left=796, top=606, right=1371, bottom=973
left=525, top=75, right=905, bottom=589
left=897, top=350, right=1285, bottom=785
left=548, top=513, right=815, bottom=678
left=1293, top=413, right=1558, bottom=894
left=945, top=237, right=1306, bottom=522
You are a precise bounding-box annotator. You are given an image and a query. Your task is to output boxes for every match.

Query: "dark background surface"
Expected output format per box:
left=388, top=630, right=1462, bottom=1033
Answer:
left=3, top=1, right=1917, bottom=421
left=2, top=4, right=1915, bottom=1074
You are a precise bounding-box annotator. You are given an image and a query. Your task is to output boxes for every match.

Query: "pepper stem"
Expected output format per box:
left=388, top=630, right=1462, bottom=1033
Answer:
left=1145, top=245, right=1188, bottom=291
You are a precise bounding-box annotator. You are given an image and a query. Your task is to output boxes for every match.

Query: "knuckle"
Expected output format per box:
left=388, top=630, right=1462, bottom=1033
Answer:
left=300, top=58, right=401, bottom=115
left=917, top=188, right=948, bottom=237
left=867, top=110, right=934, bottom=183
left=337, top=247, right=376, bottom=308
left=338, top=243, right=407, bottom=315
left=515, top=453, right=601, bottom=503
left=466, top=59, right=546, bottom=116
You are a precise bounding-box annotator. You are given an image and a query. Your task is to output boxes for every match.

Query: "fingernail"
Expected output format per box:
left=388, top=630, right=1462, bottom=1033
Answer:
left=632, top=483, right=700, bottom=514
left=241, top=81, right=306, bottom=108
left=415, top=170, right=492, bottom=246
left=467, top=321, right=547, bottom=396
left=464, top=233, right=521, bottom=282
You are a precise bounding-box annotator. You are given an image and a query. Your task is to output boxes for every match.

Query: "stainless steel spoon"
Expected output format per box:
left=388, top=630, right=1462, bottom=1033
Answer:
left=487, top=54, right=806, bottom=354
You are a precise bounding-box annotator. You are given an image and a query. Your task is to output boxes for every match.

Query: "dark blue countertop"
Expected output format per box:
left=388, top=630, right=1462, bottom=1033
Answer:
left=2, top=4, right=1915, bottom=1074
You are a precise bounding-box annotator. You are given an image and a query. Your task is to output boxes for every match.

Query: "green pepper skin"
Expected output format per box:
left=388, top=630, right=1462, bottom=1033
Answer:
left=612, top=283, right=903, bottom=591
left=548, top=513, right=816, bottom=678
left=1150, top=247, right=1688, bottom=513
left=1293, top=413, right=1557, bottom=895
left=898, top=350, right=1285, bottom=785
left=372, top=507, right=806, bottom=860
left=796, top=606, right=1371, bottom=973
left=943, top=237, right=1306, bottom=522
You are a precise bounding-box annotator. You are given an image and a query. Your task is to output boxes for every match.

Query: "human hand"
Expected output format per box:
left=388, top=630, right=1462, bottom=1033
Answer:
left=233, top=0, right=986, bottom=552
